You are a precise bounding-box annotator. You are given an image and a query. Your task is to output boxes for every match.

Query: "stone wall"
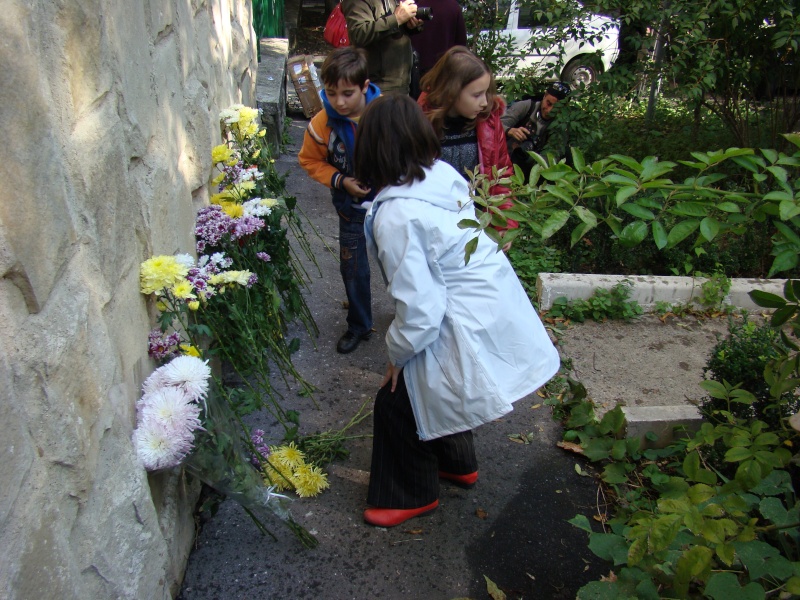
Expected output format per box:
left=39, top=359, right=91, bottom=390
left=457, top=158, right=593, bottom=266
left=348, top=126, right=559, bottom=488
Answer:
left=0, top=1, right=257, bottom=597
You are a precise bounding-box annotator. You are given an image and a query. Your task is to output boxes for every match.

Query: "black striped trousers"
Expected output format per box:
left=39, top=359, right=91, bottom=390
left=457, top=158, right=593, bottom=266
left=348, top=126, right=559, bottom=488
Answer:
left=366, top=370, right=478, bottom=509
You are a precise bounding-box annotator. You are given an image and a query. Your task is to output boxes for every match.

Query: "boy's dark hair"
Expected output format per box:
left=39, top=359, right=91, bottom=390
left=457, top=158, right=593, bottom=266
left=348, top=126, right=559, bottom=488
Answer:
left=354, top=95, right=440, bottom=191
left=321, top=47, right=369, bottom=88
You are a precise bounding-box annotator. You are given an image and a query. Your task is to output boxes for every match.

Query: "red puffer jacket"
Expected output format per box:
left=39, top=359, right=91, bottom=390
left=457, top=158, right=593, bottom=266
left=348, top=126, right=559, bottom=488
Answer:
left=417, top=92, right=518, bottom=230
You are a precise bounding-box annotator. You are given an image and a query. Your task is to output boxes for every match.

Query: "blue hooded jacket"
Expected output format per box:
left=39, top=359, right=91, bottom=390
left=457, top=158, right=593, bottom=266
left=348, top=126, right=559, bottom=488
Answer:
left=320, top=82, right=381, bottom=217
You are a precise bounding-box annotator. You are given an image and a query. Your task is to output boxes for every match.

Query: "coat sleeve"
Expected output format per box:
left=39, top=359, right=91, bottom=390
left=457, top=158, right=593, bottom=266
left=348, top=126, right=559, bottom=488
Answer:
left=374, top=205, right=447, bottom=367
left=500, top=99, right=530, bottom=132
left=488, top=111, right=519, bottom=230
left=342, top=0, right=400, bottom=47
left=297, top=114, right=340, bottom=189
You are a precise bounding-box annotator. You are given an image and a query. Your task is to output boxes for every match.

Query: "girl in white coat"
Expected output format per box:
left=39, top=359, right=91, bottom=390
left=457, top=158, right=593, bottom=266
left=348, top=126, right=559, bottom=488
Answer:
left=355, top=95, right=560, bottom=527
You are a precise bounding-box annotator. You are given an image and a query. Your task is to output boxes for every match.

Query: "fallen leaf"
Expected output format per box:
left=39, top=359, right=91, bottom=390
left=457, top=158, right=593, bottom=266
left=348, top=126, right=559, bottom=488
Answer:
left=508, top=436, right=524, bottom=444
left=476, top=508, right=489, bottom=519
left=574, top=463, right=590, bottom=477
left=484, top=575, right=507, bottom=600
left=556, top=440, right=584, bottom=454
left=404, top=528, right=424, bottom=535
left=525, top=572, right=535, bottom=581
left=536, top=390, right=546, bottom=398
left=530, top=403, right=542, bottom=410
left=600, top=571, right=617, bottom=583
left=593, top=513, right=608, bottom=523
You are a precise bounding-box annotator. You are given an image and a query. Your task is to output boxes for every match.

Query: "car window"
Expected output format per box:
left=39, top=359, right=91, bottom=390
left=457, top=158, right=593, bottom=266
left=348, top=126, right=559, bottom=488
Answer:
left=518, top=3, right=549, bottom=29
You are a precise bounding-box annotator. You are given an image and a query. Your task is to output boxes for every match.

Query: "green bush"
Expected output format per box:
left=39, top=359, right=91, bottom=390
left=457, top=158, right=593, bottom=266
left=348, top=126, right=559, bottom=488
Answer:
left=701, top=319, right=798, bottom=429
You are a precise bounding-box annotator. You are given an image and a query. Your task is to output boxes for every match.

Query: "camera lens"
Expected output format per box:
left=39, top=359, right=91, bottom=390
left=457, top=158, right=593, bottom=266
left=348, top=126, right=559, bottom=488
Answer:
left=416, top=6, right=432, bottom=20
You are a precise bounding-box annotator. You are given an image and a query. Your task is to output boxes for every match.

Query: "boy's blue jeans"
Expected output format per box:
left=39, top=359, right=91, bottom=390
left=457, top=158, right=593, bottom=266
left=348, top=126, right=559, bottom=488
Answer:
left=339, top=210, right=372, bottom=337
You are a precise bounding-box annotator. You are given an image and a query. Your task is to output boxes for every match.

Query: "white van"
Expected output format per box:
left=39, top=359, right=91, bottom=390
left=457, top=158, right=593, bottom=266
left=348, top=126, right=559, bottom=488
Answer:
left=479, top=0, right=620, bottom=87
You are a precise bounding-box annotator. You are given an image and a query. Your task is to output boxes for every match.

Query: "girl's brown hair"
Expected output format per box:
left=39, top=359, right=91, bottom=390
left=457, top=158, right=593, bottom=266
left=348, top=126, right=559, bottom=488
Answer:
left=419, top=46, right=502, bottom=136
left=354, top=95, right=440, bottom=191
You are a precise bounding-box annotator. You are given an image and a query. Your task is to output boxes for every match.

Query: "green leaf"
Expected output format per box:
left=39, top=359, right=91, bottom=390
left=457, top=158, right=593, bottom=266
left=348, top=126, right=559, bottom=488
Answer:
left=726, top=447, right=753, bottom=462
left=571, top=147, right=586, bottom=172
left=567, top=514, right=593, bottom=533
left=598, top=406, right=626, bottom=435
left=484, top=575, right=507, bottom=600
left=734, top=540, right=779, bottom=580
left=619, top=221, right=648, bottom=247
left=700, top=380, right=729, bottom=399
left=541, top=210, right=571, bottom=239
left=588, top=533, right=630, bottom=565
left=768, top=250, right=799, bottom=277
left=700, top=217, right=720, bottom=241
left=748, top=290, right=786, bottom=309
left=602, top=461, right=630, bottom=484
left=704, top=572, right=765, bottom=600
left=620, top=203, right=655, bottom=220
left=615, top=186, right=639, bottom=207
left=670, top=202, right=710, bottom=217
left=716, top=201, right=741, bottom=213
left=464, top=236, right=479, bottom=266
left=666, top=220, right=700, bottom=248
left=573, top=206, right=598, bottom=228
left=651, top=221, right=667, bottom=249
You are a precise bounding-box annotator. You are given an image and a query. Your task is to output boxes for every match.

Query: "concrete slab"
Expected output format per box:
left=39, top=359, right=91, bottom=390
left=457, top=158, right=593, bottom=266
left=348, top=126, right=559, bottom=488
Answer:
left=538, top=272, right=785, bottom=312
left=256, top=38, right=289, bottom=155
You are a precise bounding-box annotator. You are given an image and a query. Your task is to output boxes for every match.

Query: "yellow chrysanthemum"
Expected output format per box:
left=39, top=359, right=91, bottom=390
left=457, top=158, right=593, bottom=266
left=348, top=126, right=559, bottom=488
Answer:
left=232, top=181, right=256, bottom=194
left=220, top=201, right=245, bottom=218
left=238, top=106, right=260, bottom=124
left=263, top=463, right=294, bottom=491
left=270, top=442, right=306, bottom=469
left=292, top=464, right=330, bottom=498
left=258, top=129, right=266, bottom=137
left=180, top=344, right=201, bottom=357
left=156, top=300, right=168, bottom=312
left=140, top=256, right=189, bottom=295
left=252, top=148, right=261, bottom=159
left=211, top=144, right=234, bottom=164
left=208, top=270, right=251, bottom=287
left=210, top=191, right=234, bottom=205
left=187, top=300, right=200, bottom=311
left=242, top=122, right=259, bottom=137
left=211, top=172, right=225, bottom=186
left=261, top=198, right=279, bottom=209
left=171, top=279, right=196, bottom=300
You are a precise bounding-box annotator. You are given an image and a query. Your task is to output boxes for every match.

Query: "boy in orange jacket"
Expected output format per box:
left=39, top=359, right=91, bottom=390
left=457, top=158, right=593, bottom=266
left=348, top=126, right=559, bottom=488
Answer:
left=298, top=47, right=381, bottom=353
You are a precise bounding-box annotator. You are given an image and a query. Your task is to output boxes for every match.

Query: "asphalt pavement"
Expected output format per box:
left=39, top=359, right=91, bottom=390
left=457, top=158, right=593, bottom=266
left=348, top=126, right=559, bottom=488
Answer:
left=176, top=116, right=615, bottom=600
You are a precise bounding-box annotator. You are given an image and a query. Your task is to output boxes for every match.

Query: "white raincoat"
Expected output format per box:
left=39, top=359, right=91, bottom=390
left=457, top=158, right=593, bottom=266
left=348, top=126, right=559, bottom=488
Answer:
left=364, top=160, right=560, bottom=440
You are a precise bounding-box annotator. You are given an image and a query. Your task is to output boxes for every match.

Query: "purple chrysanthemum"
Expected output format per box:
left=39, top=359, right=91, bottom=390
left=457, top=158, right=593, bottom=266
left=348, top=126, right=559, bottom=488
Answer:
left=231, top=215, right=265, bottom=240
left=147, top=329, right=182, bottom=362
left=256, top=252, right=271, bottom=262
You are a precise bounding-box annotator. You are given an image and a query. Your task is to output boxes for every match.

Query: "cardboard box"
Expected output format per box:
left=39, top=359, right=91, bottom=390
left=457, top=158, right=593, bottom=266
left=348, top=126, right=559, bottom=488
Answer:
left=288, top=55, right=323, bottom=119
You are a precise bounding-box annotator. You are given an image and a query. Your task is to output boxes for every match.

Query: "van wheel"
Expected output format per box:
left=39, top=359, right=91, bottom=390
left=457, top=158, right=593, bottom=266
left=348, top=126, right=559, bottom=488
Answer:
left=561, top=58, right=601, bottom=89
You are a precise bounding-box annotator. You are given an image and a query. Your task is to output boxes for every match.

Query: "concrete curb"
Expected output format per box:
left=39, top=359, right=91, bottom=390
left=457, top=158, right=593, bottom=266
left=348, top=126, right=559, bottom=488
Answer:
left=256, top=38, right=289, bottom=155
left=537, top=273, right=786, bottom=313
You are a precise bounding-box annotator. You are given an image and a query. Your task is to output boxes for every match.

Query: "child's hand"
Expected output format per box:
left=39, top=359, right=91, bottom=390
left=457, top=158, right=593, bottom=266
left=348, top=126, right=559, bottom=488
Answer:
left=343, top=177, right=372, bottom=198
left=381, top=362, right=402, bottom=392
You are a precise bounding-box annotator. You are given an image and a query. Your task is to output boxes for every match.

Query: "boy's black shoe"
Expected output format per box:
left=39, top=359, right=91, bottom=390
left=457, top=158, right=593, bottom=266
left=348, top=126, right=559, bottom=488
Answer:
left=337, top=331, right=371, bottom=354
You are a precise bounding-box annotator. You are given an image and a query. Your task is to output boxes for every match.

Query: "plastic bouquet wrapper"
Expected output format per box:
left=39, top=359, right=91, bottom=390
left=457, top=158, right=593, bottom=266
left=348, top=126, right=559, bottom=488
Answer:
left=133, top=355, right=318, bottom=548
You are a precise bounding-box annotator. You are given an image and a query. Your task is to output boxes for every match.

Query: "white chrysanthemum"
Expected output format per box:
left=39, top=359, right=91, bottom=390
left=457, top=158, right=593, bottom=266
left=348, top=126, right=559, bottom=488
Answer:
left=141, top=368, right=170, bottom=397
left=133, top=418, right=194, bottom=471
left=243, top=198, right=272, bottom=217
left=174, top=253, right=195, bottom=268
left=139, top=387, right=203, bottom=433
left=219, top=108, right=239, bottom=124
left=160, top=355, right=211, bottom=402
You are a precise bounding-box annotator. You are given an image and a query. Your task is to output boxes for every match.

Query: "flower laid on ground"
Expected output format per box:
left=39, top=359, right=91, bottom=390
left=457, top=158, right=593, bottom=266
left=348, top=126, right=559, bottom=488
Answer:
left=261, top=442, right=330, bottom=498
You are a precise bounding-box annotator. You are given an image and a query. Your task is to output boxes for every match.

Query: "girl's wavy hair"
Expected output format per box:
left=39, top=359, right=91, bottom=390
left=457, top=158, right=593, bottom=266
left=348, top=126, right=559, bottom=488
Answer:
left=354, top=95, right=440, bottom=191
left=419, top=45, right=502, bottom=136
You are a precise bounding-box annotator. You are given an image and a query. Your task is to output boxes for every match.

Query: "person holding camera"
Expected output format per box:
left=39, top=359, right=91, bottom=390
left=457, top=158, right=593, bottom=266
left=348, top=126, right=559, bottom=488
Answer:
left=501, top=81, right=571, bottom=177
left=342, top=0, right=423, bottom=95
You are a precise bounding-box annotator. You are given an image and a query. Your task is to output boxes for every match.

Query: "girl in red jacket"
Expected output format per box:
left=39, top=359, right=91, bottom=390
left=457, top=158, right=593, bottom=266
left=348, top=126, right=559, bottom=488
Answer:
left=416, top=46, right=518, bottom=233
